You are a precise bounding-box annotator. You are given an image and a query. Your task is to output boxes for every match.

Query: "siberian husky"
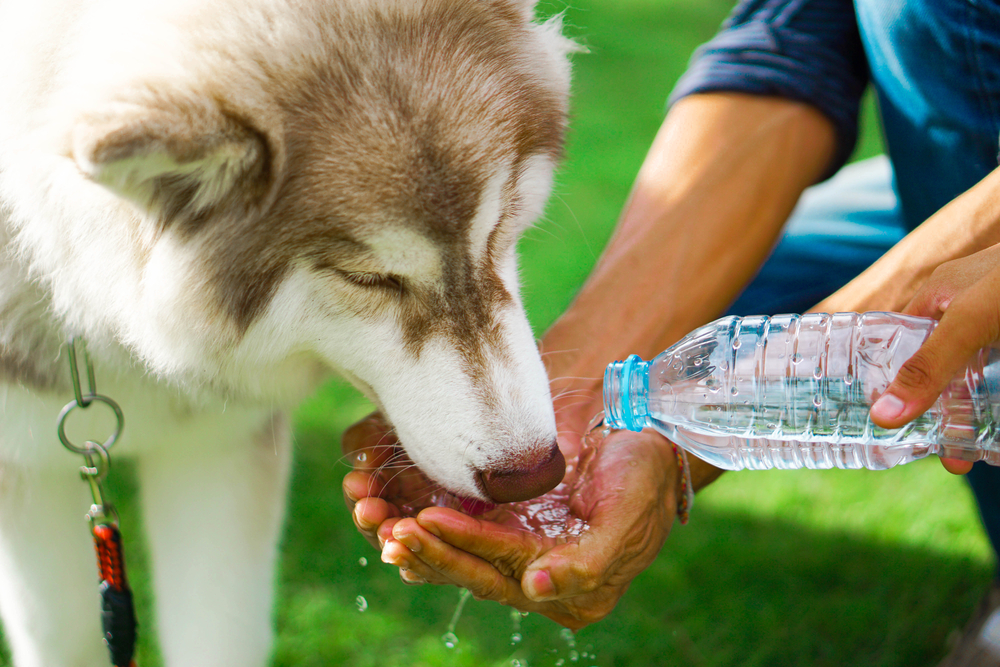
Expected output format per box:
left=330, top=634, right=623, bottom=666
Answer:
left=0, top=0, right=574, bottom=664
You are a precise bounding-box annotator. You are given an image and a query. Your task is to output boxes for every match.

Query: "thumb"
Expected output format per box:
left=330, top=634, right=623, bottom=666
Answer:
left=870, top=273, right=1000, bottom=430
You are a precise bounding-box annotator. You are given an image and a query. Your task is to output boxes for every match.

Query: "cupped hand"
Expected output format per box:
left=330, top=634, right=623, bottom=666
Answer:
left=869, top=242, right=1000, bottom=474
left=341, top=412, right=443, bottom=551
left=342, top=412, right=682, bottom=629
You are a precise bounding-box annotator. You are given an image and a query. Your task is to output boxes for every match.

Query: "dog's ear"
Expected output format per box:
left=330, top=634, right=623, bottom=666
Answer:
left=72, top=96, right=273, bottom=226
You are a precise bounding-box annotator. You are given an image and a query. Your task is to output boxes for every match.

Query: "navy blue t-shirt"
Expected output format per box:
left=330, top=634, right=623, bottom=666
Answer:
left=670, top=0, right=1000, bottom=227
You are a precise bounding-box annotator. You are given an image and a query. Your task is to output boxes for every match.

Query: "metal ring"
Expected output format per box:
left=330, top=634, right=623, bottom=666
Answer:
left=56, top=395, right=125, bottom=455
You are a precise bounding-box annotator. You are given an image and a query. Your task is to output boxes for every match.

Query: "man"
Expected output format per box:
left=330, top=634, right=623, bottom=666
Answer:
left=345, top=0, right=1000, bottom=662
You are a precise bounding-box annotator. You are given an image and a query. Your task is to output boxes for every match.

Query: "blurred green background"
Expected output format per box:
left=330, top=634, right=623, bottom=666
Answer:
left=14, top=0, right=995, bottom=665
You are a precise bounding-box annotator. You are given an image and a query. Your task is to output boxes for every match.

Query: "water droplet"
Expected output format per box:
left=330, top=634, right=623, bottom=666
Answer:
left=693, top=357, right=702, bottom=366
left=813, top=366, right=823, bottom=380
left=730, top=387, right=739, bottom=396
left=720, top=360, right=729, bottom=371
left=355, top=595, right=368, bottom=613
left=511, top=659, right=524, bottom=667
left=732, top=338, right=742, bottom=350
left=844, top=374, right=854, bottom=386
left=570, top=650, right=579, bottom=662
left=356, top=451, right=367, bottom=463
left=556, top=660, right=565, bottom=667
left=510, top=632, right=522, bottom=645
left=791, top=353, right=803, bottom=364
left=442, top=631, right=458, bottom=649
left=358, top=557, right=368, bottom=567
left=812, top=394, right=823, bottom=408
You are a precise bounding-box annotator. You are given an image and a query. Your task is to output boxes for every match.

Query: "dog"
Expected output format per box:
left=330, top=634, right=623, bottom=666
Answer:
left=0, top=0, right=574, bottom=664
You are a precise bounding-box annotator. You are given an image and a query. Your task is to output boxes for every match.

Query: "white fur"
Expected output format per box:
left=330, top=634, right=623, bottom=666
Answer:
left=0, top=0, right=572, bottom=664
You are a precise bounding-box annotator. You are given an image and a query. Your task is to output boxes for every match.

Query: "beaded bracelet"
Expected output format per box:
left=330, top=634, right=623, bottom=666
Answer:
left=671, top=443, right=694, bottom=525
left=585, top=412, right=694, bottom=525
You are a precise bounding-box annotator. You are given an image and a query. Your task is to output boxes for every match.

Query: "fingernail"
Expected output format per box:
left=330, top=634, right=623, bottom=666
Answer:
left=394, top=531, right=421, bottom=553
left=400, top=570, right=427, bottom=585
left=872, top=392, right=906, bottom=421
left=381, top=543, right=411, bottom=569
left=525, top=569, right=556, bottom=601
left=354, top=506, right=375, bottom=531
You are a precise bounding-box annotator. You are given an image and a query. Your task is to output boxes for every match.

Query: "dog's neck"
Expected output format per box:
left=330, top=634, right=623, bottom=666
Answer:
left=0, top=213, right=67, bottom=391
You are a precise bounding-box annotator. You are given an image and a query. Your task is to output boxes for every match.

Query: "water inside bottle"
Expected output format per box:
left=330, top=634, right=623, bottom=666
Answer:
left=607, top=313, right=1000, bottom=470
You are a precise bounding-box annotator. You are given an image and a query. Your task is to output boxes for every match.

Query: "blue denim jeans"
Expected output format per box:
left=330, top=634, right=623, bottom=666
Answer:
left=725, top=155, right=1000, bottom=573
left=856, top=0, right=1000, bottom=230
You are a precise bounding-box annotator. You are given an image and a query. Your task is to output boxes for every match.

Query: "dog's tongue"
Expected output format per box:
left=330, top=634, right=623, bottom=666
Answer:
left=459, top=497, right=496, bottom=515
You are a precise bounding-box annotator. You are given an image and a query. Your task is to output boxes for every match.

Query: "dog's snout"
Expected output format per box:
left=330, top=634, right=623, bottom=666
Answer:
left=478, top=440, right=565, bottom=504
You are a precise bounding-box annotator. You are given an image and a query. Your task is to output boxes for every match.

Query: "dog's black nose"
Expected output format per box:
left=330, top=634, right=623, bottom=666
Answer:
left=478, top=440, right=565, bottom=504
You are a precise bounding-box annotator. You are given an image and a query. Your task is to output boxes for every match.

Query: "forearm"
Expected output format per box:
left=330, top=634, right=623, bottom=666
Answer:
left=816, top=165, right=1000, bottom=313
left=543, top=92, right=836, bottom=487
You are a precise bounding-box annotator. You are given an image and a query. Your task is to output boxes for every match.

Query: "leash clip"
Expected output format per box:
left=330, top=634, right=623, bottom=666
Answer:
left=56, top=337, right=137, bottom=666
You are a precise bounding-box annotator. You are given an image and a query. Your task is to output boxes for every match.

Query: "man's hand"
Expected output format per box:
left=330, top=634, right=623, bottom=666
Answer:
left=341, top=92, right=822, bottom=628
left=342, top=412, right=683, bottom=629
left=869, top=243, right=1000, bottom=474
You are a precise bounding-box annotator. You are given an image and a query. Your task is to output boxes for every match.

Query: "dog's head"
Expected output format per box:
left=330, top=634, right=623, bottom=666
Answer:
left=54, top=0, right=575, bottom=502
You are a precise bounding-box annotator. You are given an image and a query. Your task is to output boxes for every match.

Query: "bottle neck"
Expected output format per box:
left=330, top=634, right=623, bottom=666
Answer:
left=604, top=354, right=650, bottom=432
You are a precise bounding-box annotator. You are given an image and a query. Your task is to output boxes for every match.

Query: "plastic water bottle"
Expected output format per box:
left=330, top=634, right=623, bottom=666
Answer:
left=603, top=312, right=1000, bottom=470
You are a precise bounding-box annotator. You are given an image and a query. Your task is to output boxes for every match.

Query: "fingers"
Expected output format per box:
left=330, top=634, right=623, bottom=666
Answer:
left=415, top=507, right=546, bottom=578
left=904, top=245, right=1000, bottom=318
left=526, top=431, right=675, bottom=601
left=389, top=517, right=531, bottom=602
left=940, top=457, right=975, bottom=475
left=381, top=527, right=450, bottom=586
left=871, top=263, right=1000, bottom=429
left=343, top=470, right=387, bottom=505
left=348, top=494, right=399, bottom=549
left=341, top=412, right=397, bottom=466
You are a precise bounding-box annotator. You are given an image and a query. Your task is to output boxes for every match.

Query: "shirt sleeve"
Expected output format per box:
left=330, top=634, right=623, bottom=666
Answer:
left=669, top=0, right=869, bottom=176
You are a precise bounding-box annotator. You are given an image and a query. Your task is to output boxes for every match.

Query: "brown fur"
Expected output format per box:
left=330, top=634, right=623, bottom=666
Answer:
left=144, top=0, right=566, bottom=358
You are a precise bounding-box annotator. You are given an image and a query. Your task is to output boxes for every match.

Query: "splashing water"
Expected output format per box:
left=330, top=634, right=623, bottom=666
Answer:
left=355, top=595, right=368, bottom=613
left=395, top=435, right=603, bottom=542
left=559, top=627, right=582, bottom=663
left=441, top=589, right=472, bottom=649
left=510, top=607, right=523, bottom=646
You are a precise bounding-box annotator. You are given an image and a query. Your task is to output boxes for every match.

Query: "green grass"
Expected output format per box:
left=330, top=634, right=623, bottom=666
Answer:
left=7, top=1, right=993, bottom=666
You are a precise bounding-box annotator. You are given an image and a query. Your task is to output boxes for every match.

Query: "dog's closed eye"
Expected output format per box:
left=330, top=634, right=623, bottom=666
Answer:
left=339, top=270, right=405, bottom=293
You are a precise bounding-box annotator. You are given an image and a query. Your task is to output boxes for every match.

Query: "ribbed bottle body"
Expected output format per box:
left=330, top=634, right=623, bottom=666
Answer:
left=605, top=312, right=1000, bottom=471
